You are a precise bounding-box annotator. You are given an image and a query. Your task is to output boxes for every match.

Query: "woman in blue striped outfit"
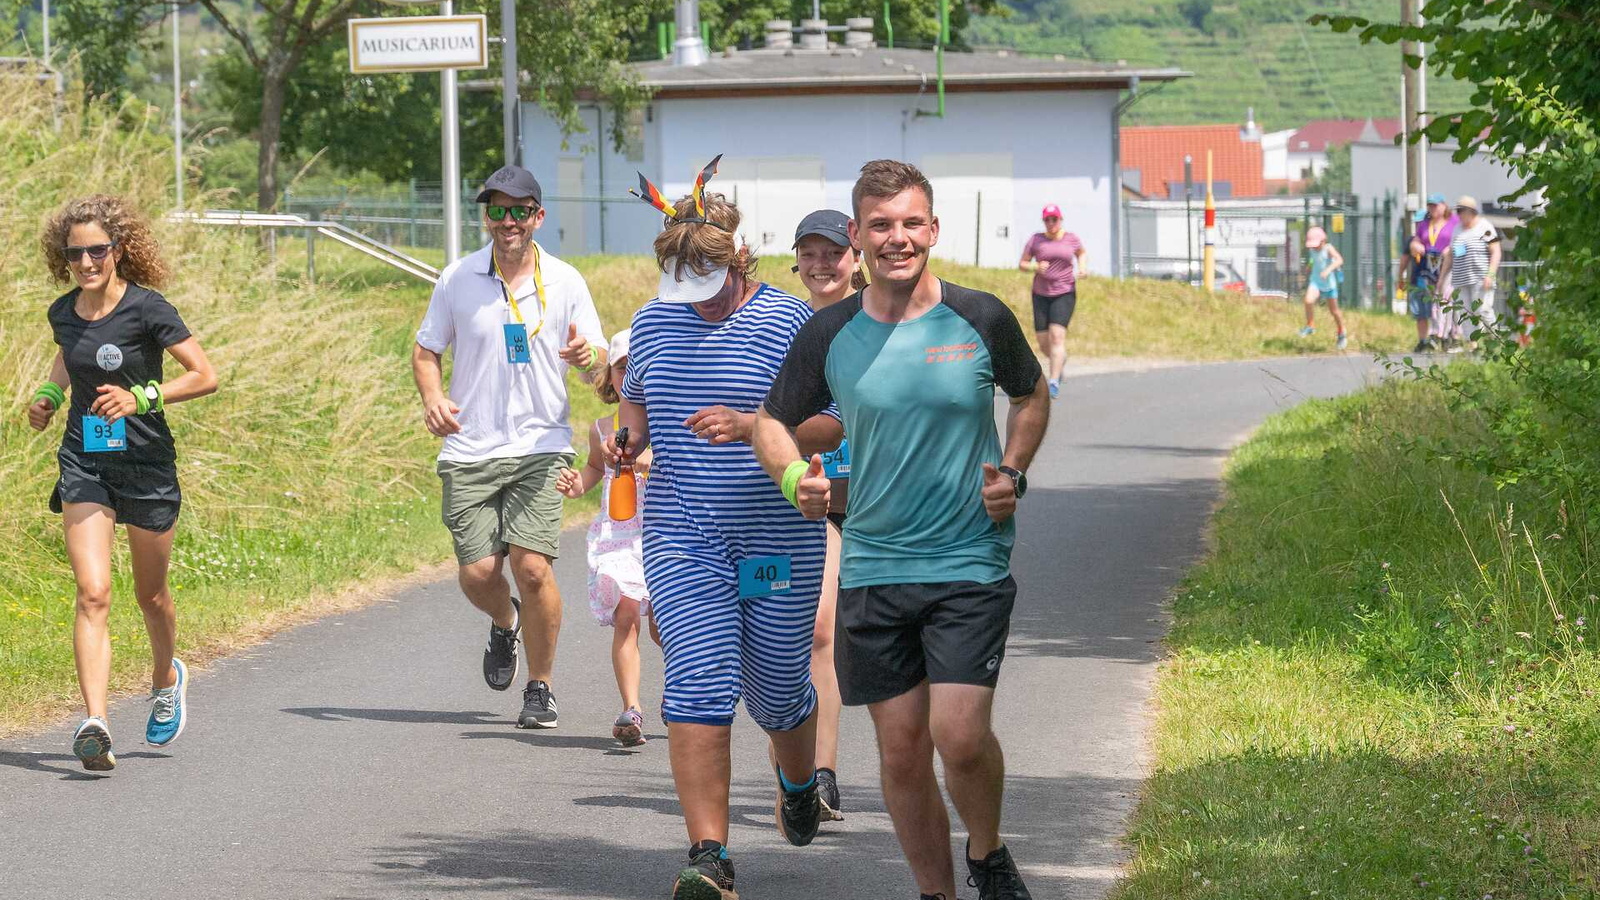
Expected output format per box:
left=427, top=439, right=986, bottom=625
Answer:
left=610, top=168, right=844, bottom=900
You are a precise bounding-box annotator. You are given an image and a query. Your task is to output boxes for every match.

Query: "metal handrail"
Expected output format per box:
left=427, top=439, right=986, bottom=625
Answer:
left=170, top=210, right=441, bottom=285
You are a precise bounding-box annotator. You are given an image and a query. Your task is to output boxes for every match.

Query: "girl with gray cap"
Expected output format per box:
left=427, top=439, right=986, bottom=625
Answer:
left=792, top=207, right=866, bottom=824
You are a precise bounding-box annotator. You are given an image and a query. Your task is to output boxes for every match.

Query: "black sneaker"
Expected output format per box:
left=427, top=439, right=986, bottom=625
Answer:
left=816, top=767, right=844, bottom=821
left=517, top=679, right=558, bottom=729
left=673, top=840, right=737, bottom=899
left=966, top=843, right=1032, bottom=900
left=773, top=766, right=822, bottom=846
left=483, top=597, right=520, bottom=691
left=1413, top=339, right=1431, bottom=354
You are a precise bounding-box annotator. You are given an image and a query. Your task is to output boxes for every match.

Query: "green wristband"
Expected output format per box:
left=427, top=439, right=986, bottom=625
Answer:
left=781, top=459, right=809, bottom=508
left=147, top=380, right=165, bottom=413
left=32, top=382, right=66, bottom=409
left=133, top=383, right=150, bottom=415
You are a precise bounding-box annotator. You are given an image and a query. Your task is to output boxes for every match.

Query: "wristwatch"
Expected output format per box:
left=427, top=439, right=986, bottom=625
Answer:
left=998, top=465, right=1028, bottom=498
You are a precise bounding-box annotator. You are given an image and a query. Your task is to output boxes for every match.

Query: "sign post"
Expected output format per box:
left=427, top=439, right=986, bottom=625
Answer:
left=351, top=5, right=488, bottom=263
left=1202, top=151, right=1216, bottom=293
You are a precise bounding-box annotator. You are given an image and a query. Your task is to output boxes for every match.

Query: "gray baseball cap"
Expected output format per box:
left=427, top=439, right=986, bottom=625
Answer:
left=476, top=165, right=543, bottom=207
left=793, top=209, right=852, bottom=248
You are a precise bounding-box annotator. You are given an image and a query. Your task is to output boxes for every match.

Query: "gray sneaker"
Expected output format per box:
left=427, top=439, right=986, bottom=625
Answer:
left=517, top=680, right=559, bottom=729
left=613, top=707, right=645, bottom=746
left=72, top=717, right=115, bottom=771
left=482, top=597, right=520, bottom=691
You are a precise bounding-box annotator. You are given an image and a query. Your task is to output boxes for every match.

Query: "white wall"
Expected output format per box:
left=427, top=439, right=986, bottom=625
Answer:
left=1350, top=141, right=1531, bottom=213
left=523, top=88, right=1119, bottom=272
left=1261, top=129, right=1293, bottom=181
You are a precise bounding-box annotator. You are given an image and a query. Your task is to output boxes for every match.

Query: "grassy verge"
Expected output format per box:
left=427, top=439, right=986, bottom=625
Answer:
left=1113, top=373, right=1600, bottom=899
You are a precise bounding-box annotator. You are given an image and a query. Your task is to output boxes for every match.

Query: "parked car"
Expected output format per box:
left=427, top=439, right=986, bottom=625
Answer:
left=1130, top=259, right=1249, bottom=293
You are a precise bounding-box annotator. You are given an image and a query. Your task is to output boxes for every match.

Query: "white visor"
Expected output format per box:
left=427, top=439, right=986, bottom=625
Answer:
left=656, top=258, right=731, bottom=305
left=607, top=328, right=630, bottom=362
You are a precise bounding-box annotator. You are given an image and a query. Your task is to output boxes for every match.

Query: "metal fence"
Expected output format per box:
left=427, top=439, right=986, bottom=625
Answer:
left=1121, top=195, right=1402, bottom=309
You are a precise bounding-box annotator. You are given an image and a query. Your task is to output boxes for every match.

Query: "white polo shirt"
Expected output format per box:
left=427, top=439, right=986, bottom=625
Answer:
left=417, top=242, right=606, bottom=463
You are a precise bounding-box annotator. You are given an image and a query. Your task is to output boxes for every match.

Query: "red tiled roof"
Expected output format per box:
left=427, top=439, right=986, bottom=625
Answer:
left=1289, top=118, right=1403, bottom=152
left=1120, top=124, right=1264, bottom=199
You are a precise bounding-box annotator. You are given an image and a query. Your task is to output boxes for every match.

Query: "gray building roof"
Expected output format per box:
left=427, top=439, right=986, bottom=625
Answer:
left=631, top=47, right=1188, bottom=97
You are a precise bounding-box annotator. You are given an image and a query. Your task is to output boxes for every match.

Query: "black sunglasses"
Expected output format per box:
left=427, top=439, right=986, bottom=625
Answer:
left=63, top=241, right=117, bottom=263
left=485, top=204, right=537, bottom=222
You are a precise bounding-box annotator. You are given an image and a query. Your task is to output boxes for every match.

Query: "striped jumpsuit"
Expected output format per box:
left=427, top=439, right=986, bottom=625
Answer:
left=621, top=285, right=829, bottom=729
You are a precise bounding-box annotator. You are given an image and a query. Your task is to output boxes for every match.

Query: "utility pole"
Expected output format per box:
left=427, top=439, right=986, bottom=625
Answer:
left=440, top=0, right=461, bottom=262
left=41, top=0, right=50, bottom=62
left=172, top=2, right=183, bottom=210
left=1184, top=155, right=1194, bottom=282
left=1401, top=0, right=1427, bottom=216
left=500, top=0, right=519, bottom=166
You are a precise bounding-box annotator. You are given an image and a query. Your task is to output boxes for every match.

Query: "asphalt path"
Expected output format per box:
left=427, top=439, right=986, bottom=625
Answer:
left=0, top=354, right=1384, bottom=900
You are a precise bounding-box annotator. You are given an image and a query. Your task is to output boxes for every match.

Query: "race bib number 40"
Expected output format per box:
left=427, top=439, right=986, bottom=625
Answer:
left=738, top=555, right=792, bottom=599
left=83, top=415, right=126, bottom=453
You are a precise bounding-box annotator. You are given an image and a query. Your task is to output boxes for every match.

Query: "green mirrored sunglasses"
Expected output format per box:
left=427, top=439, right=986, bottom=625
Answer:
left=485, top=204, right=536, bottom=222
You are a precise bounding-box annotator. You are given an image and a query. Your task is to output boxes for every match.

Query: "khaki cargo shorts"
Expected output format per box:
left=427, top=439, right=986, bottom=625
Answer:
left=437, top=452, right=573, bottom=565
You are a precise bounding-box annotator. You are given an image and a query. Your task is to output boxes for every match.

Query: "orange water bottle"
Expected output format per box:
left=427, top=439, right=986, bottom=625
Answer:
left=609, top=426, right=637, bottom=521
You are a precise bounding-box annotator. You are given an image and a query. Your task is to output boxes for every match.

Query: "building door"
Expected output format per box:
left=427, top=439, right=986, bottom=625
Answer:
left=919, top=152, right=1015, bottom=268
left=717, top=156, right=825, bottom=257
left=557, top=156, right=587, bottom=257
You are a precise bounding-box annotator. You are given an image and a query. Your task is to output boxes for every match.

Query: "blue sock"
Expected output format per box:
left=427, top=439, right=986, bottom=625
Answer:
left=777, top=766, right=816, bottom=794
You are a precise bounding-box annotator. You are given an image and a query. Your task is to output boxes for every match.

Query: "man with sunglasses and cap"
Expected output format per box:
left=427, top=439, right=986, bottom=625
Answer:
left=413, top=164, right=606, bottom=728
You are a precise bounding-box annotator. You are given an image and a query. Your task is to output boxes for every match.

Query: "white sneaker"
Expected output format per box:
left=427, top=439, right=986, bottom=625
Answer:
left=72, top=717, right=115, bottom=771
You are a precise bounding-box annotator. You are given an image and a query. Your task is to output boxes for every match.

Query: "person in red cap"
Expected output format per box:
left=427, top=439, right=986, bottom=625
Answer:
left=1018, top=204, right=1084, bottom=399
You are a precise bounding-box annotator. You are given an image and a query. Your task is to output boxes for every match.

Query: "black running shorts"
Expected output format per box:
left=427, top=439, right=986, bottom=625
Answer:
left=1031, top=290, right=1078, bottom=332
left=835, top=576, right=1017, bottom=706
left=51, top=448, right=182, bottom=533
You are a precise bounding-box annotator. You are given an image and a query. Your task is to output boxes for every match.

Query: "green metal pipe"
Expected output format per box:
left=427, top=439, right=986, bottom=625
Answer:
left=658, top=21, right=668, bottom=59
left=883, top=0, right=893, bottom=48
left=936, top=0, right=947, bottom=116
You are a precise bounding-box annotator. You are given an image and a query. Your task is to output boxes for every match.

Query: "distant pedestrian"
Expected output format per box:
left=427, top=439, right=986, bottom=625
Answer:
left=1412, top=192, right=1459, bottom=346
left=412, top=165, right=606, bottom=729
left=791, top=207, right=868, bottom=823
left=1438, top=194, right=1502, bottom=349
left=1399, top=236, right=1441, bottom=353
left=1298, top=225, right=1348, bottom=350
left=28, top=195, right=219, bottom=770
left=1018, top=204, right=1085, bottom=399
left=556, top=328, right=653, bottom=748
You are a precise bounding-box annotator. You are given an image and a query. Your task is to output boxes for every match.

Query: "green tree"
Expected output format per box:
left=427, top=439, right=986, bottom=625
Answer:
left=1306, top=142, right=1352, bottom=195
left=53, top=0, right=157, bottom=102
left=1314, top=1, right=1600, bottom=501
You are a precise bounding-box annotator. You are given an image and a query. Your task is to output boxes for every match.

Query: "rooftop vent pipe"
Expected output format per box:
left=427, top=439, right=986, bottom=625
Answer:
left=674, top=0, right=708, bottom=66
left=764, top=20, right=793, bottom=50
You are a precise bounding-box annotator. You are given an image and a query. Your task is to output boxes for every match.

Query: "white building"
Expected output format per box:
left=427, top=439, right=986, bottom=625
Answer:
left=519, top=37, right=1184, bottom=274
left=1349, top=139, right=1532, bottom=214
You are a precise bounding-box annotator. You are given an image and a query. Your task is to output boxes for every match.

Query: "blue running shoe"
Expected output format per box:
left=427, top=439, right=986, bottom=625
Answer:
left=146, top=657, right=188, bottom=746
left=73, top=717, right=115, bottom=771
left=1047, top=380, right=1060, bottom=400
left=1298, top=326, right=1315, bottom=338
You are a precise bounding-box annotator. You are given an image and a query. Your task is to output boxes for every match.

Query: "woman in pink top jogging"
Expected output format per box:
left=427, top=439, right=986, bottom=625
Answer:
left=1019, top=204, right=1085, bottom=399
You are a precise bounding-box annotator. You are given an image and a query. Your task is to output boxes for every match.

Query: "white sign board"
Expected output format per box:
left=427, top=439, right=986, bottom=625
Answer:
left=348, top=15, right=488, bottom=73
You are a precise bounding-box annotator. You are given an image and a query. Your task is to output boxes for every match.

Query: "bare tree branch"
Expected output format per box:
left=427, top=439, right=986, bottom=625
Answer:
left=195, top=0, right=259, bottom=67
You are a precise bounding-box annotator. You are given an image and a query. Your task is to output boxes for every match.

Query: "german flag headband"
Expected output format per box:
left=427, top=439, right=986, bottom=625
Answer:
left=629, top=154, right=732, bottom=231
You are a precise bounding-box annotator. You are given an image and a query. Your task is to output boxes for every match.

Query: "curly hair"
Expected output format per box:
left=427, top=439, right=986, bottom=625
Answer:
left=652, top=192, right=758, bottom=283
left=41, top=195, right=170, bottom=288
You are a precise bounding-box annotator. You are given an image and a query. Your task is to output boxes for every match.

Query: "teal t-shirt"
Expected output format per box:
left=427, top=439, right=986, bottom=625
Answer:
left=765, top=281, right=1042, bottom=588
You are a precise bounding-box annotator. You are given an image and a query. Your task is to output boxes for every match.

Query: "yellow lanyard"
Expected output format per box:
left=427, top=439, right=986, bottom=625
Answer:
left=494, top=243, right=548, bottom=335
left=1427, top=221, right=1445, bottom=246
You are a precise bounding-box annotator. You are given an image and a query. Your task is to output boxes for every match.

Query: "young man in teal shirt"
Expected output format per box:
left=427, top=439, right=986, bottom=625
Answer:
left=756, top=159, right=1050, bottom=900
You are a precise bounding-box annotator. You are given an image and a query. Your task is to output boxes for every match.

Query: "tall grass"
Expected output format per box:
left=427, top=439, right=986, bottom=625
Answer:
left=1114, top=375, right=1600, bottom=899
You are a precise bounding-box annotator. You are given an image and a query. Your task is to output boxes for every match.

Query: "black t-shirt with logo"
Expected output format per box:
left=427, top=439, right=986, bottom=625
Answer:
left=48, top=283, right=192, bottom=464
